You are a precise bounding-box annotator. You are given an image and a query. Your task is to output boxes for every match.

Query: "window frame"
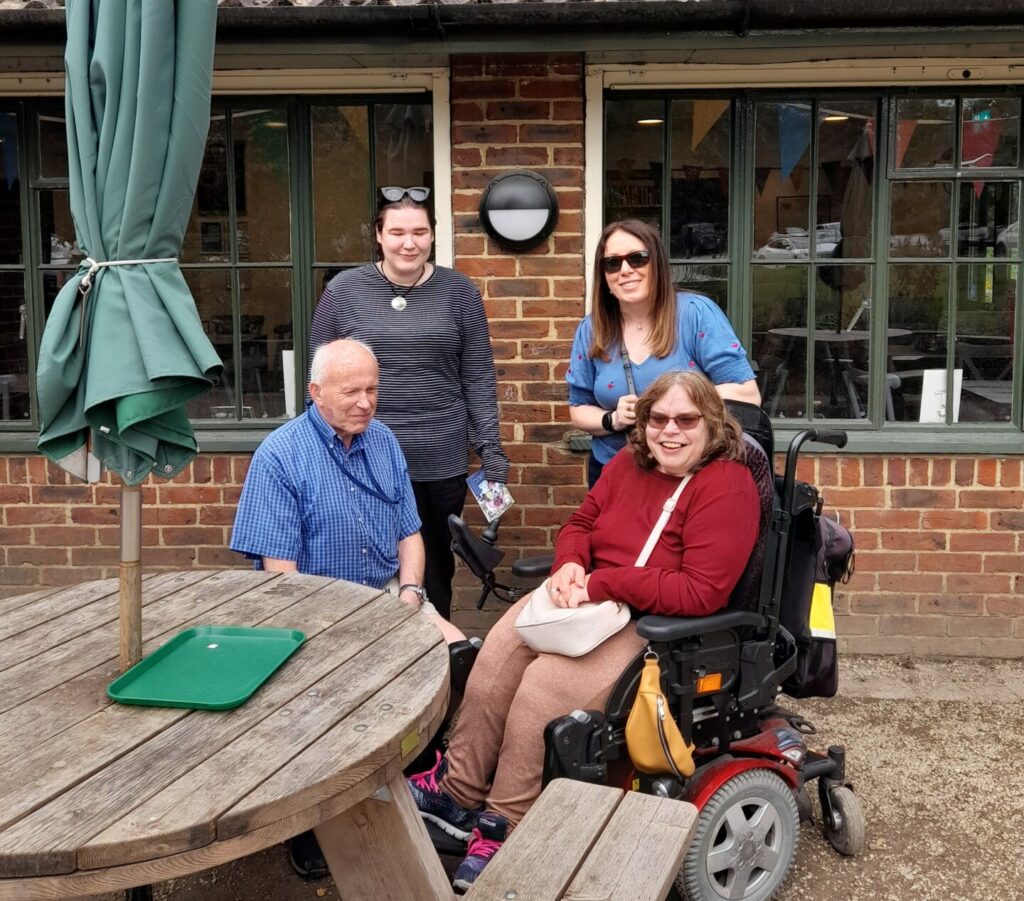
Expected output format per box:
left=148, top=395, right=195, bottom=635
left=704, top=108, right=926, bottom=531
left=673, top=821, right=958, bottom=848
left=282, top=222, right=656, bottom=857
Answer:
left=588, top=62, right=1024, bottom=453
left=0, top=68, right=451, bottom=452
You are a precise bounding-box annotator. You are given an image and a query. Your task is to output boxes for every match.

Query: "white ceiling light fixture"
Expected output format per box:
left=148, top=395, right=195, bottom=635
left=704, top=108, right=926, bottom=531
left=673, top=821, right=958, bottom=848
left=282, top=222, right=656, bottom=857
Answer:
left=479, top=170, right=559, bottom=251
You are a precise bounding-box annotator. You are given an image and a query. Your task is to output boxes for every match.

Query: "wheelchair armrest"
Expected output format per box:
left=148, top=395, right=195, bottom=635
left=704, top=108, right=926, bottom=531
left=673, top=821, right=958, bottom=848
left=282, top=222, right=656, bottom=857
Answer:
left=511, top=554, right=554, bottom=579
left=637, top=610, right=765, bottom=642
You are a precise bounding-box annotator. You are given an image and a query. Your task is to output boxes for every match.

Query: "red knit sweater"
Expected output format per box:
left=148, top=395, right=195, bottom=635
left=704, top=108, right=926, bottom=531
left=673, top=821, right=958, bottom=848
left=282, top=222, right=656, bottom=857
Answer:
left=552, top=449, right=759, bottom=618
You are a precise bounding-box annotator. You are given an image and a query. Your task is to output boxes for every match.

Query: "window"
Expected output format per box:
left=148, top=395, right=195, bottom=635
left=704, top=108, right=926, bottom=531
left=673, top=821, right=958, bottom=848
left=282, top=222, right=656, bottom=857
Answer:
left=0, top=93, right=435, bottom=436
left=603, top=90, right=1022, bottom=439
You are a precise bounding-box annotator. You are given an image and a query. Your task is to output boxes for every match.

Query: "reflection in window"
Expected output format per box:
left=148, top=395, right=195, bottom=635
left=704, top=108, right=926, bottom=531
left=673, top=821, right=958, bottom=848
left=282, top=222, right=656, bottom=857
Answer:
left=890, top=182, right=951, bottom=258
left=604, top=98, right=664, bottom=230
left=894, top=97, right=955, bottom=170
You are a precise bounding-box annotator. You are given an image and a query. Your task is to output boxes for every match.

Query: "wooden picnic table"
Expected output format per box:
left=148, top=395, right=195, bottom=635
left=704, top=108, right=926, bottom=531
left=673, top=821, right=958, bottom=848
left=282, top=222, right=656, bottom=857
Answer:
left=0, top=570, right=454, bottom=900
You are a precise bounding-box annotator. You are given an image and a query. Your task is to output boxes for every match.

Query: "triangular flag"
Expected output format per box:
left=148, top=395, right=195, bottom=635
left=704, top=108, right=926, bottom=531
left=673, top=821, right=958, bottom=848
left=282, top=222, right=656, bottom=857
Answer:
left=778, top=103, right=811, bottom=182
left=895, top=119, right=918, bottom=169
left=692, top=100, right=730, bottom=151
left=755, top=167, right=771, bottom=195
left=962, top=117, right=1003, bottom=197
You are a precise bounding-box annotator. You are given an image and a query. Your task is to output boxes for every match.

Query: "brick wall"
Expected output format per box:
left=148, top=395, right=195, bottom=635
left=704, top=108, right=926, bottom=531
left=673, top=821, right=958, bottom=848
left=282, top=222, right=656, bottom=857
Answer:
left=1, top=52, right=1022, bottom=658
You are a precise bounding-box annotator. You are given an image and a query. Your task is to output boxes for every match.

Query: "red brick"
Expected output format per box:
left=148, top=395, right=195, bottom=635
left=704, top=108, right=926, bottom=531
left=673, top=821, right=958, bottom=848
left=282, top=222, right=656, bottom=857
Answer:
left=40, top=567, right=107, bottom=585
left=483, top=299, right=520, bottom=319
left=488, top=278, right=549, bottom=299
left=1000, top=458, right=1021, bottom=487
left=7, top=547, right=69, bottom=566
left=954, top=458, right=975, bottom=485
left=917, top=552, right=982, bottom=573
left=976, top=458, right=998, bottom=486
left=523, top=382, right=570, bottom=402
left=552, top=101, right=584, bottom=120
left=35, top=526, right=93, bottom=547
left=451, top=79, right=515, bottom=101
left=158, top=486, right=222, bottom=505
left=908, top=457, right=929, bottom=486
left=552, top=485, right=588, bottom=506
left=501, top=404, right=553, bottom=423
left=877, top=573, right=945, bottom=592
left=142, top=547, right=199, bottom=567
left=495, top=362, right=550, bottom=381
left=891, top=488, right=955, bottom=507
left=8, top=506, right=67, bottom=525
left=521, top=340, right=572, bottom=360
left=948, top=531, right=1015, bottom=552
left=824, top=487, right=887, bottom=507
left=485, top=101, right=551, bottom=121
left=506, top=444, right=544, bottom=464
left=71, top=546, right=121, bottom=566
left=553, top=147, right=585, bottom=167
left=920, top=594, right=983, bottom=615
left=931, top=458, right=951, bottom=485
left=853, top=509, right=920, bottom=529
left=32, top=485, right=93, bottom=504
left=886, top=457, right=906, bottom=486
left=984, top=555, right=1024, bottom=574
left=452, top=123, right=518, bottom=145
left=489, top=319, right=550, bottom=339
left=850, top=594, right=917, bottom=614
left=854, top=551, right=917, bottom=571
left=958, top=489, right=1024, bottom=509
left=518, top=80, right=581, bottom=101
left=879, top=614, right=947, bottom=636
left=947, top=573, right=1013, bottom=594
left=992, top=511, right=1024, bottom=530
left=483, top=59, right=551, bottom=78
left=199, top=506, right=238, bottom=526
left=920, top=510, right=988, bottom=529
left=485, top=146, right=550, bottom=167
left=0, top=486, right=30, bottom=504
left=196, top=547, right=246, bottom=567
left=519, top=257, right=581, bottom=277
left=987, top=597, right=1024, bottom=616
left=879, top=531, right=946, bottom=551
left=70, top=507, right=119, bottom=525
left=450, top=101, right=485, bottom=124
left=839, top=457, right=860, bottom=486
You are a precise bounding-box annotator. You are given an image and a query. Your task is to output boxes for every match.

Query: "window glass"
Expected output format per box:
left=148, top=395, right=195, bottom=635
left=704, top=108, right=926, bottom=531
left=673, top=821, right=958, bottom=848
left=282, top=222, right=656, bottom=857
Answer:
left=668, top=99, right=730, bottom=259
left=38, top=190, right=83, bottom=266
left=894, top=97, right=955, bottom=170
left=673, top=263, right=728, bottom=312
left=887, top=263, right=949, bottom=422
left=961, top=97, right=1019, bottom=168
left=817, top=100, right=876, bottom=260
left=312, top=106, right=372, bottom=264
left=751, top=264, right=808, bottom=418
left=753, top=101, right=812, bottom=255
left=815, top=265, right=874, bottom=419
left=0, top=272, right=29, bottom=420
left=955, top=180, right=1017, bottom=258
left=374, top=103, right=434, bottom=194
left=0, top=112, right=22, bottom=265
left=240, top=268, right=292, bottom=419
left=889, top=182, right=951, bottom=258
left=37, top=110, right=68, bottom=179
left=233, top=106, right=290, bottom=262
left=183, top=112, right=229, bottom=264
left=185, top=269, right=233, bottom=420
left=605, top=98, right=664, bottom=229
left=955, top=263, right=1015, bottom=423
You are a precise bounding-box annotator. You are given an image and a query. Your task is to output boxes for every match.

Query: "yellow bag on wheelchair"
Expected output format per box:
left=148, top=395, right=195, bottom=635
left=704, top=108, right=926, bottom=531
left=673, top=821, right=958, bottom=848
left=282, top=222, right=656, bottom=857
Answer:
left=625, top=652, right=695, bottom=779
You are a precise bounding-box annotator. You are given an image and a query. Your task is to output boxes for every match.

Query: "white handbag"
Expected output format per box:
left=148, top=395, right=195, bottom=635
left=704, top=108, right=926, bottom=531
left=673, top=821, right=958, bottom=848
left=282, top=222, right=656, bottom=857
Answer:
left=514, top=474, right=692, bottom=657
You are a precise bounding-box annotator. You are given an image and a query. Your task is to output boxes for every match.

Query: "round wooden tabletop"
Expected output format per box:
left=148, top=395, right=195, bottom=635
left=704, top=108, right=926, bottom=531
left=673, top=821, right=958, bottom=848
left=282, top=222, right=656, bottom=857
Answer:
left=0, top=570, right=449, bottom=900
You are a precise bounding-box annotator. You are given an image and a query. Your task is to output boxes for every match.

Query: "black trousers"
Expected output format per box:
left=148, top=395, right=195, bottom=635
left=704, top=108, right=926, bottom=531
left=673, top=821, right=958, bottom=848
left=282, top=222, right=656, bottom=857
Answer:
left=587, top=453, right=605, bottom=489
left=412, top=474, right=467, bottom=621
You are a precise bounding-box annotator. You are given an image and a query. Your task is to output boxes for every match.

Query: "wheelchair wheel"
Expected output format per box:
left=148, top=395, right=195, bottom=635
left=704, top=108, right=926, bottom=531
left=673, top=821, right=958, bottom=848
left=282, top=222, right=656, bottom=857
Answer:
left=678, top=769, right=799, bottom=901
left=823, top=785, right=865, bottom=856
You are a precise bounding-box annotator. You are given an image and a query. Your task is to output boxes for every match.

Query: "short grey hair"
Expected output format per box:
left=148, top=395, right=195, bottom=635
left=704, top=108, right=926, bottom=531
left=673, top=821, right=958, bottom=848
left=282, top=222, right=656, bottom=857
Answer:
left=309, top=339, right=377, bottom=385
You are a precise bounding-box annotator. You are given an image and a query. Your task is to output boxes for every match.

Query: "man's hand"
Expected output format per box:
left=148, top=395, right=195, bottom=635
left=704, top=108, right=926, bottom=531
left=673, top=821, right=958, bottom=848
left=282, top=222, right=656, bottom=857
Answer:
left=549, top=562, right=585, bottom=608
left=398, top=585, right=423, bottom=610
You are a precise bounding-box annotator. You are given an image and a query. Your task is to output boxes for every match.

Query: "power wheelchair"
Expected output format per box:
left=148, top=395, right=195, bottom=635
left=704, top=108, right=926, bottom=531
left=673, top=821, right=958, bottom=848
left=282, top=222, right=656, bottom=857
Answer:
left=443, top=401, right=865, bottom=901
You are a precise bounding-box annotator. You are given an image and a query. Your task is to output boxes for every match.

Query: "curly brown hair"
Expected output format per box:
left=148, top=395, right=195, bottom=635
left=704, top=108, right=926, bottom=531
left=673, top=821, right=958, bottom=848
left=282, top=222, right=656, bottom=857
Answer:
left=628, top=371, right=746, bottom=473
left=588, top=219, right=677, bottom=362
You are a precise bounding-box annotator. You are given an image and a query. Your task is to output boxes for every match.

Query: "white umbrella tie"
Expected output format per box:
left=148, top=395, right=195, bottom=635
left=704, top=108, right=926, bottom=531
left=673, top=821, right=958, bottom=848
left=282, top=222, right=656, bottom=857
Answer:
left=77, top=255, right=178, bottom=344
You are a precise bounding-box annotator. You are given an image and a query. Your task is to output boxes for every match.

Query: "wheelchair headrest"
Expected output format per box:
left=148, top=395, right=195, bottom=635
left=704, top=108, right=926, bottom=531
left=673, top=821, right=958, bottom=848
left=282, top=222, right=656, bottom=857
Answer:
left=725, top=399, right=774, bottom=460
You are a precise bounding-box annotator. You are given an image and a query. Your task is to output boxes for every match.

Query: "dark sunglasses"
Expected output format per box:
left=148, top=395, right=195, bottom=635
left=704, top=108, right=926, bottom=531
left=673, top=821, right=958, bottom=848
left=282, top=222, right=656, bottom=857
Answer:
left=380, top=186, right=431, bottom=203
left=647, top=412, right=703, bottom=430
left=601, top=250, right=651, bottom=274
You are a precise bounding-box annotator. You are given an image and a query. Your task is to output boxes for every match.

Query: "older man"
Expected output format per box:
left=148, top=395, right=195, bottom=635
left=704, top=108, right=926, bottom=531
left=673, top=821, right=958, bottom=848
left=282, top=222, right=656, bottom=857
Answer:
left=230, top=338, right=462, bottom=640
left=230, top=338, right=464, bottom=880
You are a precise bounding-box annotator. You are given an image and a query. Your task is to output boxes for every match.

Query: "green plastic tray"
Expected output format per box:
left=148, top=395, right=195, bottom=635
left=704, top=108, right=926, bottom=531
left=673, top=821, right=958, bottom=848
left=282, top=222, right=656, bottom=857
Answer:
left=107, top=625, right=305, bottom=710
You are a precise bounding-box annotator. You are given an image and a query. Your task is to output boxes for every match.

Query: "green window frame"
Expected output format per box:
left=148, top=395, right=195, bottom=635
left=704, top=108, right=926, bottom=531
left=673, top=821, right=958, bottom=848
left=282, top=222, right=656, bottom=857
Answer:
left=0, top=94, right=434, bottom=452
left=604, top=89, right=1024, bottom=453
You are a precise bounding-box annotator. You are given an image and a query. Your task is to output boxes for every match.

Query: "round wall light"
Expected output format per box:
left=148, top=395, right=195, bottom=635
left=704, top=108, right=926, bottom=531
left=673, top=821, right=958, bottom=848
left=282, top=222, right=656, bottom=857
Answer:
left=478, top=170, right=559, bottom=251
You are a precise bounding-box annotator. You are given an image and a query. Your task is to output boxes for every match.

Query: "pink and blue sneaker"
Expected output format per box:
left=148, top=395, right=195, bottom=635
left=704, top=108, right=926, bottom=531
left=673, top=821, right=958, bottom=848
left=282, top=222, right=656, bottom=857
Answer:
left=406, top=751, right=480, bottom=841
left=452, top=811, right=507, bottom=893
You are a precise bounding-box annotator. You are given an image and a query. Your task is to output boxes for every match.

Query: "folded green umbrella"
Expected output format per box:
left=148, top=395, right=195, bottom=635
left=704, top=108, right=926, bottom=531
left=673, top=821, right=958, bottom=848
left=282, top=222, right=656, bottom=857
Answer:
left=37, top=0, right=222, bottom=487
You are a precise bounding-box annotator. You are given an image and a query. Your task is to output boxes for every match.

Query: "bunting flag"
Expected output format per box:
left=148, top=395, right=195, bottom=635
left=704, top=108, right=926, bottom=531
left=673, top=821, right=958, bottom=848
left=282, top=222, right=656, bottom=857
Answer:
left=777, top=103, right=811, bottom=182
left=894, top=119, right=918, bottom=169
left=961, top=116, right=1003, bottom=198
left=754, top=167, right=771, bottom=196
left=692, top=99, right=730, bottom=151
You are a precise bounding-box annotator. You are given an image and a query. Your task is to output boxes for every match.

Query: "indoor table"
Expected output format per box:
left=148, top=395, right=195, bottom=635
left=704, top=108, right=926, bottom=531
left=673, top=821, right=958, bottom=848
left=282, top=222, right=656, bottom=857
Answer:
left=0, top=570, right=452, bottom=900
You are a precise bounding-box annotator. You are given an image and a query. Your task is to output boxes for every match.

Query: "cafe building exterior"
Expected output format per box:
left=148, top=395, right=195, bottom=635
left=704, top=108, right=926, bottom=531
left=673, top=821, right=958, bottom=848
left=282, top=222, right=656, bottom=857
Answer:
left=0, top=0, right=1022, bottom=657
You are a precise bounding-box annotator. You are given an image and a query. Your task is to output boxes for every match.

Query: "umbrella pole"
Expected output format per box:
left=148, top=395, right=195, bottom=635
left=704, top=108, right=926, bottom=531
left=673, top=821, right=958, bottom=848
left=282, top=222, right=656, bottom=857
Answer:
left=119, top=484, right=143, bottom=671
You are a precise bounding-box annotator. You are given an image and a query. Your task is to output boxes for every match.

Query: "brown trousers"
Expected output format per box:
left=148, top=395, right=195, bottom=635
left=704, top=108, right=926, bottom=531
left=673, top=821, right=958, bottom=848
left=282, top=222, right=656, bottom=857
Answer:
left=441, top=593, right=647, bottom=828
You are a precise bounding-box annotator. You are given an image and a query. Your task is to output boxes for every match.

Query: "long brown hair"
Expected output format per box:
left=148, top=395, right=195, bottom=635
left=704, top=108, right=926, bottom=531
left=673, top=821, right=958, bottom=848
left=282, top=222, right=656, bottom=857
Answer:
left=629, top=371, right=746, bottom=472
left=589, top=219, right=677, bottom=362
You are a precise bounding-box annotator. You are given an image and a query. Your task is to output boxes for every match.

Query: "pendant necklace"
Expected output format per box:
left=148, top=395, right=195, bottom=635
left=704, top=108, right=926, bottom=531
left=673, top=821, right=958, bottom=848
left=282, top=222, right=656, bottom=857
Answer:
left=380, top=262, right=426, bottom=311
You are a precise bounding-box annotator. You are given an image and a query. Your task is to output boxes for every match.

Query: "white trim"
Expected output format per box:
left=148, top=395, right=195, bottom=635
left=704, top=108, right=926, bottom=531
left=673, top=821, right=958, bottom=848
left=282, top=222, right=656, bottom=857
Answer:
left=596, top=57, right=1024, bottom=90
left=583, top=67, right=605, bottom=312
left=0, top=67, right=453, bottom=265
left=0, top=72, right=64, bottom=95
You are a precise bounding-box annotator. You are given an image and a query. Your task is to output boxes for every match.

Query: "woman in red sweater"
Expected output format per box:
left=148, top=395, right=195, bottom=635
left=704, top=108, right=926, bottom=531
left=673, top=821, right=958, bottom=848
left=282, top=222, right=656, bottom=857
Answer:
left=408, top=371, right=760, bottom=891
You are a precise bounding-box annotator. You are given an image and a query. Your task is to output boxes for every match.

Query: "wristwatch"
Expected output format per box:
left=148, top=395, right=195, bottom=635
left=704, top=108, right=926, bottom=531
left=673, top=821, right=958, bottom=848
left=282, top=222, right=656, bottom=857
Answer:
left=601, top=410, right=616, bottom=433
left=399, top=584, right=428, bottom=602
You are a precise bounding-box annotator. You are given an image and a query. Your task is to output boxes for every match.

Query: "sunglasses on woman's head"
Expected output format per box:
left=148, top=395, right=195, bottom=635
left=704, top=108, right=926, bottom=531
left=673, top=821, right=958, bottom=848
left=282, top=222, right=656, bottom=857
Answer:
left=647, top=412, right=703, bottom=430
left=380, top=186, right=431, bottom=203
left=601, top=250, right=651, bottom=274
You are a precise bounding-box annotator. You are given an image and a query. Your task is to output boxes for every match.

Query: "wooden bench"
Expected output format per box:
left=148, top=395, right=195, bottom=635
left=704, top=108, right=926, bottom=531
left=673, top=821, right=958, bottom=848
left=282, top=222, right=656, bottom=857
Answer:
left=464, top=778, right=697, bottom=901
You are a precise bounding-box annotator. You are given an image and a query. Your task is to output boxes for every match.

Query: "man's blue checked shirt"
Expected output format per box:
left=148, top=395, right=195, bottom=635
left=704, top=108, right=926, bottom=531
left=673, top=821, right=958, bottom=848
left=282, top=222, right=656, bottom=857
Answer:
left=230, top=404, right=421, bottom=588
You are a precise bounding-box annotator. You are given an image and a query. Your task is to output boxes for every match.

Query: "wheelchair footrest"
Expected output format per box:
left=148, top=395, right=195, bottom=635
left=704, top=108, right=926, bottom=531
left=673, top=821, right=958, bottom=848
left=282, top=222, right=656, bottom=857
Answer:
left=543, top=709, right=614, bottom=785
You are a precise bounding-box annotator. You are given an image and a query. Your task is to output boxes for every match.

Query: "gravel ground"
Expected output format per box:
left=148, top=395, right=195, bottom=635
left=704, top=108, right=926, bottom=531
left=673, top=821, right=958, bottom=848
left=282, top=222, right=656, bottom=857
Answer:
left=78, top=654, right=1024, bottom=901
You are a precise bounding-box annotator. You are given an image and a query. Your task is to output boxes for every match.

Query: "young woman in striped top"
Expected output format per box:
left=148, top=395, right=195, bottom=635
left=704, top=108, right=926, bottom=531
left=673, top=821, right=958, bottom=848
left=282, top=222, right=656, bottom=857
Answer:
left=309, top=188, right=509, bottom=619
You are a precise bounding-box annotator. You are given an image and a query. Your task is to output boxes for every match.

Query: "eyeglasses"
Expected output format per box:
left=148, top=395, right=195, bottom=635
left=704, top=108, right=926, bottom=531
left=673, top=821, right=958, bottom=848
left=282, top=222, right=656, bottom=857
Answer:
left=380, top=186, right=431, bottom=203
left=601, top=250, right=651, bottom=274
left=647, top=412, right=704, bottom=430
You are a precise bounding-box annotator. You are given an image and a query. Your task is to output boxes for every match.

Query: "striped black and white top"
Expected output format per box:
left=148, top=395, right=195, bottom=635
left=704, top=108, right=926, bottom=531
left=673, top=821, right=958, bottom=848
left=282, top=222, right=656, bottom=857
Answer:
left=310, top=264, right=510, bottom=483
